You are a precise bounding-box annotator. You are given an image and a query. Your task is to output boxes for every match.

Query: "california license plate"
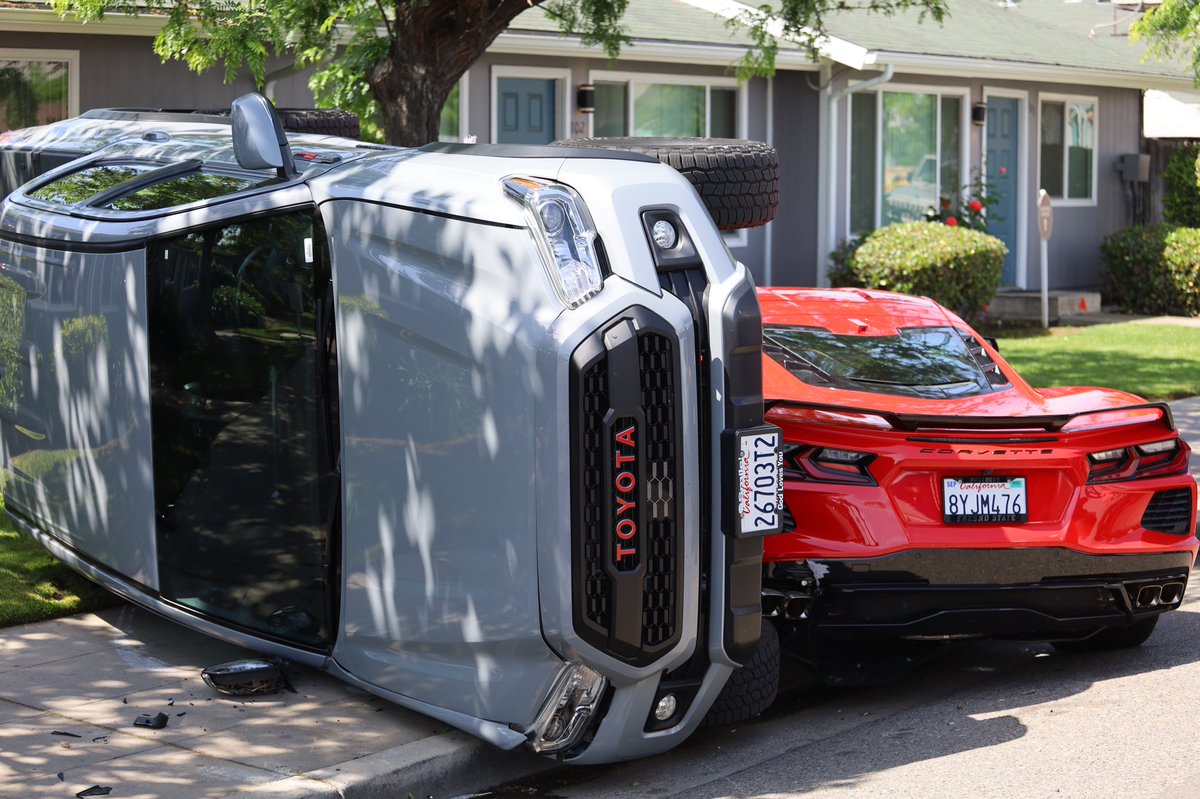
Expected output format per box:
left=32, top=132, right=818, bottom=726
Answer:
left=736, top=425, right=783, bottom=536
left=942, top=476, right=1027, bottom=523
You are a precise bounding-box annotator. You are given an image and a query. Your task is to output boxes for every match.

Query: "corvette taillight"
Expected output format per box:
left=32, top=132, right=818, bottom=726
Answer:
left=783, top=444, right=877, bottom=486
left=1087, top=438, right=1191, bottom=484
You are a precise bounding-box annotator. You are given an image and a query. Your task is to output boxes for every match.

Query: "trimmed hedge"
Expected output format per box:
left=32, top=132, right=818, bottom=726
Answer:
left=1100, top=224, right=1200, bottom=317
left=830, top=222, right=1006, bottom=317
left=1163, top=146, right=1200, bottom=228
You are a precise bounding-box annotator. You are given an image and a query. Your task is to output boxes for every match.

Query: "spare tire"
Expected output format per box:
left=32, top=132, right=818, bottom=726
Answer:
left=553, top=137, right=779, bottom=230
left=276, top=109, right=361, bottom=140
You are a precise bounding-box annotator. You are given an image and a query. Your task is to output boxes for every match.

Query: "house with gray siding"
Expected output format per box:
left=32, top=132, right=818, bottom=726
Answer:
left=0, top=0, right=1194, bottom=294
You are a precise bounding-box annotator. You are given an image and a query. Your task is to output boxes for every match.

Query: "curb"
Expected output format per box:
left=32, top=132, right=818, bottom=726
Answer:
left=223, top=732, right=554, bottom=799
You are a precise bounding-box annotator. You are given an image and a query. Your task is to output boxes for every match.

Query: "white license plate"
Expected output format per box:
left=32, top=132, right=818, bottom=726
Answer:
left=737, top=425, right=783, bottom=536
left=942, top=476, right=1027, bottom=523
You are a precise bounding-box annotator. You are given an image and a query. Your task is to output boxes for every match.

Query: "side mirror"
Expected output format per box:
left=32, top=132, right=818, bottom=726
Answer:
left=231, top=93, right=296, bottom=179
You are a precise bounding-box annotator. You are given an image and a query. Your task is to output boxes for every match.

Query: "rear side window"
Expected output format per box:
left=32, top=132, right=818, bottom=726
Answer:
left=24, top=160, right=266, bottom=212
left=763, top=325, right=1009, bottom=399
left=28, top=163, right=156, bottom=205
left=109, top=172, right=256, bottom=211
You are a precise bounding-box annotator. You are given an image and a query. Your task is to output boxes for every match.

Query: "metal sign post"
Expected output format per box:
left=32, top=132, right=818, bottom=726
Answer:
left=1037, top=190, right=1053, bottom=328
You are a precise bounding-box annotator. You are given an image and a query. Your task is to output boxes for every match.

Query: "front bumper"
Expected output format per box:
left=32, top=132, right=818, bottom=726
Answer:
left=766, top=548, right=1195, bottom=640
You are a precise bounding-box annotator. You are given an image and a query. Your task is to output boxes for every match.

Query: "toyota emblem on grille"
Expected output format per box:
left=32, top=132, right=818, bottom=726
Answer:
left=612, top=420, right=639, bottom=570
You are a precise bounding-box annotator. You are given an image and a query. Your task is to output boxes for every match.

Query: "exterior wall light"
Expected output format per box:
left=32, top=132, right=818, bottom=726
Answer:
left=577, top=83, right=596, bottom=114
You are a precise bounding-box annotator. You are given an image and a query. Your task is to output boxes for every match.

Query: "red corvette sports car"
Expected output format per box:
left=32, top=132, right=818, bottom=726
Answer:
left=757, top=287, right=1197, bottom=653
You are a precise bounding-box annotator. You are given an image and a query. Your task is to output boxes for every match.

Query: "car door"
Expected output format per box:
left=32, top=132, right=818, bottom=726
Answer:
left=146, top=209, right=341, bottom=650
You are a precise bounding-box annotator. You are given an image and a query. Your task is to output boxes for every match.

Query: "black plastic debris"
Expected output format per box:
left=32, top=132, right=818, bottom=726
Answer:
left=201, top=658, right=290, bottom=697
left=133, top=712, right=169, bottom=729
left=75, top=786, right=112, bottom=798
left=56, top=772, right=64, bottom=782
left=51, top=731, right=82, bottom=738
left=92, top=736, right=109, bottom=744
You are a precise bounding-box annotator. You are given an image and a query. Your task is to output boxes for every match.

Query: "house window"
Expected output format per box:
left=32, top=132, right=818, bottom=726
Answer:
left=1040, top=96, right=1096, bottom=201
left=439, top=82, right=461, bottom=142
left=849, top=88, right=965, bottom=234
left=592, top=74, right=739, bottom=138
left=0, top=50, right=77, bottom=133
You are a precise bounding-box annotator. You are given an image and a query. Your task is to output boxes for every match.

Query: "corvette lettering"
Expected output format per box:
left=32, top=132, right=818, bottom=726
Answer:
left=613, top=422, right=638, bottom=568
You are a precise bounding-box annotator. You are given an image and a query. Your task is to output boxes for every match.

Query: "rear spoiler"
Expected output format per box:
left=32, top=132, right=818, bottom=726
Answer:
left=765, top=400, right=1176, bottom=434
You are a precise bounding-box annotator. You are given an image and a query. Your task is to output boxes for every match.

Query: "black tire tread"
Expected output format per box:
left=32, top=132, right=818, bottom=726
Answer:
left=553, top=137, right=779, bottom=231
left=276, top=108, right=361, bottom=140
left=702, top=619, right=780, bottom=728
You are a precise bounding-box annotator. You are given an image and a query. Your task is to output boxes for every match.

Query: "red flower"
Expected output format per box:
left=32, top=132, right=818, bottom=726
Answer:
left=968, top=199, right=984, bottom=213
left=945, top=217, right=959, bottom=227
left=941, top=199, right=951, bottom=209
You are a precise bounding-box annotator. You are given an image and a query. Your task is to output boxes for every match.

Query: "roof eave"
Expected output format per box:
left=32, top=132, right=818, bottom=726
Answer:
left=0, top=6, right=165, bottom=35
left=830, top=49, right=1196, bottom=91
left=490, top=30, right=816, bottom=71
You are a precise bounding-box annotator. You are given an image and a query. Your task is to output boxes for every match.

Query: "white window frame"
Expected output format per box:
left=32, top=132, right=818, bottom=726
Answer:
left=585, top=69, right=746, bottom=139
left=489, top=65, right=572, bottom=146
left=842, top=82, right=971, bottom=239
left=1037, top=92, right=1099, bottom=208
left=589, top=69, right=748, bottom=247
left=982, top=87, right=1030, bottom=289
left=0, top=48, right=80, bottom=124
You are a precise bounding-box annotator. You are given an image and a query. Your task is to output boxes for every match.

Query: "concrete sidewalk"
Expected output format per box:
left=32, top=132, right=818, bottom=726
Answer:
left=0, top=606, right=546, bottom=798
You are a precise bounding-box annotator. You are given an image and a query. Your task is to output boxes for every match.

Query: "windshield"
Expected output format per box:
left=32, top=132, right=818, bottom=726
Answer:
left=763, top=325, right=1008, bottom=399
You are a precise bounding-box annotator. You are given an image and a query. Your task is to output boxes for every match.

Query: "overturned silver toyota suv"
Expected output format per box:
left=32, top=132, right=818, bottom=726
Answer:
left=0, top=95, right=782, bottom=762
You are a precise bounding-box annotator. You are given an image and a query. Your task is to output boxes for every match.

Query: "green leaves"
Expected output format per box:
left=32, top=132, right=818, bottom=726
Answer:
left=1101, top=224, right=1200, bottom=317
left=831, top=221, right=1006, bottom=318
left=1162, top=146, right=1200, bottom=228
left=1131, top=0, right=1200, bottom=84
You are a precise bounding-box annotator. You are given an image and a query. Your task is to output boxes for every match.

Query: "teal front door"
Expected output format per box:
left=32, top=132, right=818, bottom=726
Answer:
left=986, top=97, right=1021, bottom=286
left=497, top=78, right=557, bottom=145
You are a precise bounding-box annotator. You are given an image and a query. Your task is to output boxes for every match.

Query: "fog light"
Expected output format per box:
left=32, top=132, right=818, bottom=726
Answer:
left=525, top=664, right=607, bottom=754
left=654, top=693, right=677, bottom=721
left=651, top=220, right=677, bottom=250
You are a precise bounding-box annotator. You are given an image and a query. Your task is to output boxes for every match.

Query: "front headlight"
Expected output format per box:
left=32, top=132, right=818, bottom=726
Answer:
left=502, top=176, right=604, bottom=309
left=524, top=663, right=608, bottom=754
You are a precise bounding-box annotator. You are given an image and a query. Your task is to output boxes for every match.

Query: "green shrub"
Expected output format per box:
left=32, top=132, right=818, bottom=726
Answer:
left=830, top=222, right=1006, bottom=317
left=1100, top=224, right=1200, bottom=317
left=1163, top=146, right=1200, bottom=228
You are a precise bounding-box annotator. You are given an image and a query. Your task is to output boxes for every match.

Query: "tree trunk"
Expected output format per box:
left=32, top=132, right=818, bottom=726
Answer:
left=370, top=0, right=539, bottom=147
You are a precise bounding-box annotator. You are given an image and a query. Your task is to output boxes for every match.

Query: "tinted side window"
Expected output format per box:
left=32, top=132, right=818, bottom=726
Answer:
left=147, top=210, right=337, bottom=648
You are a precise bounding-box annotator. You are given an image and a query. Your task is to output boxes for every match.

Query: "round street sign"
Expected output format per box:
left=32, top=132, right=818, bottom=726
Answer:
left=1038, top=189, right=1053, bottom=241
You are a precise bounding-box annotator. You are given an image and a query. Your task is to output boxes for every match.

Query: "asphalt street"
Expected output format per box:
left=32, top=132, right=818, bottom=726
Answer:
left=481, top=582, right=1200, bottom=799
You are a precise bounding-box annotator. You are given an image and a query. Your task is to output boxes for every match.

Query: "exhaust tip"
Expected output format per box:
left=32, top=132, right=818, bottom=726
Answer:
left=762, top=588, right=785, bottom=618
left=1136, top=584, right=1163, bottom=608
left=1160, top=582, right=1185, bottom=605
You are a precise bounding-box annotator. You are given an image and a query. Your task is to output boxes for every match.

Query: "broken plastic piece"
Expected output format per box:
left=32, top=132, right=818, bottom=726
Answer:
left=202, top=658, right=289, bottom=696
left=51, top=730, right=82, bottom=738
left=133, top=712, right=169, bottom=729
left=75, top=786, right=112, bottom=798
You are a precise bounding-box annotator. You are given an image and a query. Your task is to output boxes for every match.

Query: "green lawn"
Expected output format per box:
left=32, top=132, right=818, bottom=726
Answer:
left=0, top=517, right=117, bottom=628
left=996, top=324, right=1200, bottom=402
